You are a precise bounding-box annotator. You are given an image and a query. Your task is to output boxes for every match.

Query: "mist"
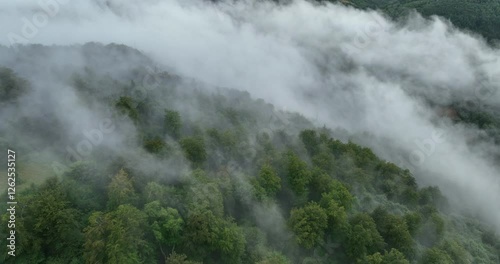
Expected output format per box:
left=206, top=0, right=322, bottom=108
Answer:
left=1, top=0, right=500, bottom=234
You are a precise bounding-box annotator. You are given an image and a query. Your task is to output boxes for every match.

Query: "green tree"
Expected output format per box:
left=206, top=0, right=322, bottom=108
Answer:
left=253, top=164, right=281, bottom=199
left=165, top=110, right=182, bottom=139
left=362, top=248, right=409, bottom=264
left=4, top=178, right=83, bottom=263
left=0, top=67, right=29, bottom=102
left=419, top=248, right=453, bottom=264
left=321, top=179, right=354, bottom=210
left=217, top=219, right=246, bottom=263
left=166, top=252, right=200, bottom=264
left=115, top=96, right=139, bottom=121
left=180, top=136, right=207, bottom=165
left=371, top=208, right=415, bottom=258
left=283, top=151, right=312, bottom=195
left=346, top=213, right=385, bottom=260
left=257, top=251, right=290, bottom=264
left=107, top=169, right=138, bottom=209
left=300, top=129, right=320, bottom=156
left=144, top=201, right=184, bottom=247
left=320, top=193, right=349, bottom=236
left=181, top=208, right=221, bottom=260
left=83, top=204, right=153, bottom=264
left=143, top=137, right=167, bottom=154
left=403, top=212, right=422, bottom=238
left=289, top=202, right=328, bottom=248
left=440, top=240, right=470, bottom=264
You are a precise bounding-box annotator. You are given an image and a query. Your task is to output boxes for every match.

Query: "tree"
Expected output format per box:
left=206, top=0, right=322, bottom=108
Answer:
left=181, top=207, right=245, bottom=263
left=180, top=136, right=207, bottom=165
left=439, top=240, right=470, bottom=264
left=217, top=219, right=246, bottom=263
left=165, top=252, right=200, bottom=264
left=0, top=67, right=29, bottom=102
left=253, top=164, right=281, bottom=199
left=6, top=177, right=83, bottom=262
left=83, top=204, right=153, bottom=264
left=346, top=213, right=385, bottom=260
left=164, top=110, right=182, bottom=139
left=181, top=208, right=221, bottom=260
left=362, top=248, right=409, bottom=264
left=107, top=169, right=138, bottom=209
left=321, top=179, right=354, bottom=210
left=283, top=151, right=312, bottom=195
left=143, top=137, right=167, bottom=154
left=289, top=202, right=328, bottom=248
left=144, top=201, right=184, bottom=248
left=371, top=208, right=415, bottom=258
left=319, top=193, right=349, bottom=236
left=257, top=251, right=290, bottom=264
left=300, top=129, right=320, bottom=156
left=115, top=96, right=139, bottom=121
left=312, top=151, right=336, bottom=173
left=419, top=248, right=453, bottom=264
left=403, top=212, right=421, bottom=237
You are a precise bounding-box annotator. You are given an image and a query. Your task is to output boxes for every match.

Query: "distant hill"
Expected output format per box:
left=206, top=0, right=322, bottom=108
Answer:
left=328, top=0, right=500, bottom=42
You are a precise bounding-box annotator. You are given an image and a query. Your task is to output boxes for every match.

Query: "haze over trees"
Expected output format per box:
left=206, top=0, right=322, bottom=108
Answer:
left=0, top=43, right=498, bottom=263
left=0, top=0, right=500, bottom=263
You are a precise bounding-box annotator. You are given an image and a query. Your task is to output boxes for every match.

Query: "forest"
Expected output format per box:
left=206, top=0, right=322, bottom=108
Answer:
left=0, top=43, right=499, bottom=263
left=328, top=0, right=500, bottom=42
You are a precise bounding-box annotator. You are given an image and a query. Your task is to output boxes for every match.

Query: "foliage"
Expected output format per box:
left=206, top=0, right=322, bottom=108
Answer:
left=253, top=164, right=281, bottom=199
left=165, top=110, right=182, bottom=139
left=2, top=53, right=499, bottom=264
left=107, top=169, right=139, bottom=209
left=289, top=202, right=328, bottom=249
left=180, top=136, right=207, bottom=165
left=83, top=204, right=153, bottom=264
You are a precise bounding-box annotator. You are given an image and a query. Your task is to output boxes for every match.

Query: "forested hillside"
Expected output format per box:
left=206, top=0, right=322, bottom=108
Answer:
left=328, top=0, right=500, bottom=42
left=1, top=44, right=499, bottom=263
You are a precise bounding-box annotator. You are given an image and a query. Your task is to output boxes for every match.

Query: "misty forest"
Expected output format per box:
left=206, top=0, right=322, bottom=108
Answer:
left=1, top=0, right=500, bottom=264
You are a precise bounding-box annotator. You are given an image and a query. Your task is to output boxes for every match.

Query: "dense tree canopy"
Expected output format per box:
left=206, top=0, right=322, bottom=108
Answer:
left=1, top=44, right=499, bottom=263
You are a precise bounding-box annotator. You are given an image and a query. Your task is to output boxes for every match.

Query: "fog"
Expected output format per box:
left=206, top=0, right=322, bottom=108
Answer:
left=1, top=0, right=500, bottom=232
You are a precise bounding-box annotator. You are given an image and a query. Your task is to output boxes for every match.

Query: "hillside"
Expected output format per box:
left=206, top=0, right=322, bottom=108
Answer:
left=0, top=43, right=499, bottom=263
left=329, top=0, right=500, bottom=42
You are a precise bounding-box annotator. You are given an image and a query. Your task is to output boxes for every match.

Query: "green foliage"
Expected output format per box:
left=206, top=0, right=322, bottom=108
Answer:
left=180, top=136, right=207, bottom=165
left=334, top=0, right=500, bottom=42
left=300, top=129, right=320, bottom=156
left=115, top=96, right=139, bottom=121
left=1, top=178, right=83, bottom=263
left=346, top=213, right=386, bottom=260
left=319, top=194, right=349, bottom=236
left=143, top=137, right=167, bottom=154
left=256, top=251, right=290, bottom=264
left=289, top=202, right=328, bottom=249
left=181, top=208, right=245, bottom=263
left=83, top=204, right=153, bottom=264
left=282, top=151, right=312, bottom=195
left=371, top=207, right=415, bottom=258
left=107, top=169, right=138, bottom=209
left=165, top=110, right=182, bottom=139
left=0, top=67, right=29, bottom=102
left=166, top=252, right=200, bottom=264
left=362, top=248, right=410, bottom=264
left=439, top=239, right=470, bottom=264
left=253, top=164, right=281, bottom=199
left=403, top=212, right=422, bottom=237
left=5, top=58, right=498, bottom=263
left=419, top=247, right=453, bottom=264
left=321, top=179, right=354, bottom=210
left=144, top=201, right=184, bottom=247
